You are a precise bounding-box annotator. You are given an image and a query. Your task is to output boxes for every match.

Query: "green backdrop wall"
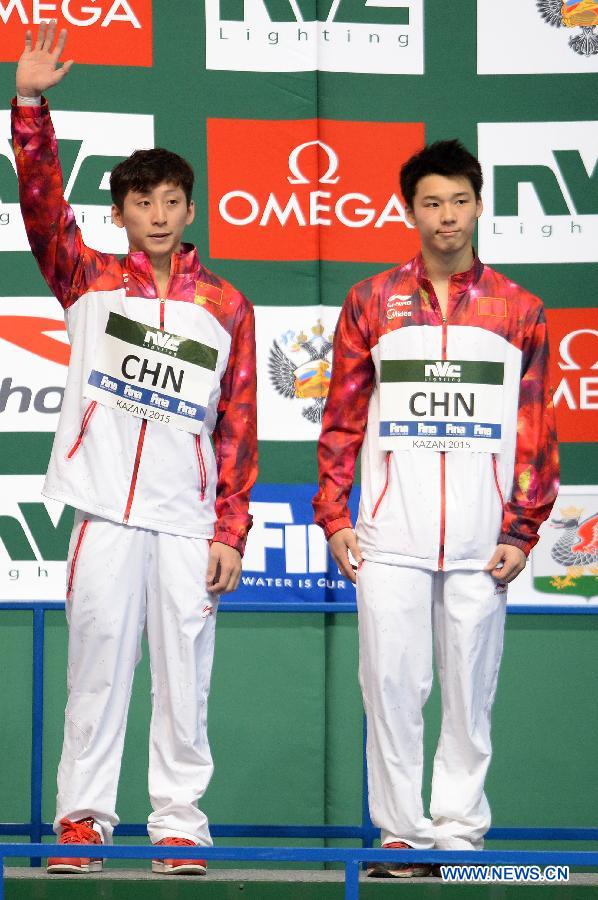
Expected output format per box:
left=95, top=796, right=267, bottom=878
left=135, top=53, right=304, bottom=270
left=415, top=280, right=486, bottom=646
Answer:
left=0, top=0, right=597, bottom=862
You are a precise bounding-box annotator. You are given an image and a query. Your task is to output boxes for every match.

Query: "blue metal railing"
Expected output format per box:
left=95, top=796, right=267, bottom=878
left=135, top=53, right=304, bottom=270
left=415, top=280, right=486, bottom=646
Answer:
left=1, top=600, right=597, bottom=896
left=2, top=844, right=598, bottom=900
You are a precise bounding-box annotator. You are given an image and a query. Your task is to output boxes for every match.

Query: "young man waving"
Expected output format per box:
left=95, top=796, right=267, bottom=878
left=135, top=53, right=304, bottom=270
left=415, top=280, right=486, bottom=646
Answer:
left=313, top=140, right=559, bottom=877
left=13, top=23, right=257, bottom=875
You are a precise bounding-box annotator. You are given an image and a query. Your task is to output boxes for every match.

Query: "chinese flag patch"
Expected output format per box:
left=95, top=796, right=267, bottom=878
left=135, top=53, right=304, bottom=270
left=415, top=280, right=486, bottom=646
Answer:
left=195, top=282, right=223, bottom=306
left=478, top=297, right=507, bottom=317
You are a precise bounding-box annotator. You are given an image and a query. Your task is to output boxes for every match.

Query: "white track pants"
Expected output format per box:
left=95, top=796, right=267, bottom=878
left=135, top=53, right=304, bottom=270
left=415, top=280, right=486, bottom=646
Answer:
left=357, top=561, right=507, bottom=850
left=54, top=513, right=217, bottom=846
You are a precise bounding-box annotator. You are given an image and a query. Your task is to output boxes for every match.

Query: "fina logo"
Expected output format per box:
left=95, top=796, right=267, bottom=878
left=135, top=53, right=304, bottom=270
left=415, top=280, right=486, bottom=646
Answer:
left=240, top=492, right=350, bottom=596
left=218, top=139, right=411, bottom=231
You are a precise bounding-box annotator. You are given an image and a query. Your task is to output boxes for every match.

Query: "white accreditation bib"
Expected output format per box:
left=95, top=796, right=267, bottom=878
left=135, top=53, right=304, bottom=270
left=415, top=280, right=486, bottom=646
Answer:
left=379, top=357, right=504, bottom=452
left=85, top=312, right=218, bottom=435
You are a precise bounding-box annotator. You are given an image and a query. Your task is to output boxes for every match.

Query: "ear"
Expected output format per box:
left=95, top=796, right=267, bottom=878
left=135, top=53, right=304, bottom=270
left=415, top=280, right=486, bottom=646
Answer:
left=475, top=195, right=483, bottom=219
left=186, top=199, right=195, bottom=226
left=405, top=205, right=416, bottom=228
left=111, top=204, right=125, bottom=229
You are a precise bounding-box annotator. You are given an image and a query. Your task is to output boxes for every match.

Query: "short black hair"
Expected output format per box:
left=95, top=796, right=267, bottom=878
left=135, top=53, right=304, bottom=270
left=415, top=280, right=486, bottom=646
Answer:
left=400, top=140, right=483, bottom=208
left=110, top=148, right=194, bottom=210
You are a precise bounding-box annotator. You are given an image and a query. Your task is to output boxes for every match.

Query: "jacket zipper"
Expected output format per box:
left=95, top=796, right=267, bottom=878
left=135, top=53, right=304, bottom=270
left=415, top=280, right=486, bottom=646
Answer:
left=372, top=451, right=391, bottom=519
left=66, top=401, right=97, bottom=459
left=123, top=287, right=169, bottom=524
left=67, top=518, right=89, bottom=600
left=195, top=434, right=207, bottom=501
left=492, top=453, right=505, bottom=511
left=438, top=313, right=448, bottom=571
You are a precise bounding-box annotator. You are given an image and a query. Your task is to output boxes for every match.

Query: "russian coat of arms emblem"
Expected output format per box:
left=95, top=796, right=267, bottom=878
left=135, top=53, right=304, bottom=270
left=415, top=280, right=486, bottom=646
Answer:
left=537, top=0, right=598, bottom=56
left=268, top=320, right=334, bottom=424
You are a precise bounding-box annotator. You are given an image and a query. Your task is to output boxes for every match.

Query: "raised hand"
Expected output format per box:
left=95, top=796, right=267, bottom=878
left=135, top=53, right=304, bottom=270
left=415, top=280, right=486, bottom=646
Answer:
left=16, top=21, right=74, bottom=98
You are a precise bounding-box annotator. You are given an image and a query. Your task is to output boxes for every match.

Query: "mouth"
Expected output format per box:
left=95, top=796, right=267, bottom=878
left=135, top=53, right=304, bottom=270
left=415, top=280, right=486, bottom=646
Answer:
left=437, top=229, right=460, bottom=236
left=148, top=232, right=172, bottom=240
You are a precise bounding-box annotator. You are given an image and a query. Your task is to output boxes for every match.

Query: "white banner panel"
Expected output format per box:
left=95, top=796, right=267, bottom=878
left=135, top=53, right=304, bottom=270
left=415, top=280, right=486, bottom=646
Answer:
left=0, top=475, right=70, bottom=601
left=478, top=121, right=598, bottom=264
left=255, top=304, right=341, bottom=440
left=477, top=0, right=598, bottom=74
left=205, top=0, right=424, bottom=73
left=0, top=109, right=154, bottom=253
left=0, top=297, right=68, bottom=432
left=510, top=484, right=598, bottom=606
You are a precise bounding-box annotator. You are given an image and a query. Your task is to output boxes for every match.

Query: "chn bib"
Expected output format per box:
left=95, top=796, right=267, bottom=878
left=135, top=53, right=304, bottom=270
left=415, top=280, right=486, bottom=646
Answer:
left=85, top=312, right=218, bottom=435
left=379, top=356, right=504, bottom=452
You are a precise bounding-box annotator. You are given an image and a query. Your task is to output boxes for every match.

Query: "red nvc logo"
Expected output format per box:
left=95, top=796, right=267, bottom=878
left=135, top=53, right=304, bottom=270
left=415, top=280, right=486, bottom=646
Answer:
left=207, top=119, right=424, bottom=262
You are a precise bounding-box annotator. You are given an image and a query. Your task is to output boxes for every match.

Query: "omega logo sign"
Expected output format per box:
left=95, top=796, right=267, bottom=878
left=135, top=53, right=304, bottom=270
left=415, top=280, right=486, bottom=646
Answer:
left=218, top=138, right=410, bottom=231
left=0, top=0, right=152, bottom=66
left=208, top=119, right=425, bottom=262
left=558, top=329, right=598, bottom=372
left=547, top=310, right=598, bottom=442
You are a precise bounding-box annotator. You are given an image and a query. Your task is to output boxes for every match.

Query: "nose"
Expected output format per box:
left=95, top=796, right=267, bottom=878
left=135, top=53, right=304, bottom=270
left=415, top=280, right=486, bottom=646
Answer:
left=440, top=203, right=456, bottom=223
left=152, top=203, right=167, bottom=225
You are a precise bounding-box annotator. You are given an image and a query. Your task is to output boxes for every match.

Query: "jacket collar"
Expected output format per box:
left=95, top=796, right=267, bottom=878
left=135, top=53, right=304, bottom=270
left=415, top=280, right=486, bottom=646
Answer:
left=412, top=251, right=484, bottom=294
left=126, top=242, right=201, bottom=278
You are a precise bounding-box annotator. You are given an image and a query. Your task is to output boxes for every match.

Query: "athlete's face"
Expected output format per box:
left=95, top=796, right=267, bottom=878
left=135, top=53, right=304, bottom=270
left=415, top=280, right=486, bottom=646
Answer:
left=406, top=174, right=482, bottom=259
left=112, top=181, right=195, bottom=262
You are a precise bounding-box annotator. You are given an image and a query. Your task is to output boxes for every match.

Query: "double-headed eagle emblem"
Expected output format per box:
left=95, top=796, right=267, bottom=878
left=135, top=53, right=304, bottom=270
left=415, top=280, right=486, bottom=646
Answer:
left=537, top=0, right=598, bottom=56
left=269, top=321, right=334, bottom=424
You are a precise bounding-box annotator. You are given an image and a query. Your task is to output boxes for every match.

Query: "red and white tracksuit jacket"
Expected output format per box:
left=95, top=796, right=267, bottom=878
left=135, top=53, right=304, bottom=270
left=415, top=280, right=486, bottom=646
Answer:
left=12, top=100, right=257, bottom=554
left=313, top=254, right=559, bottom=570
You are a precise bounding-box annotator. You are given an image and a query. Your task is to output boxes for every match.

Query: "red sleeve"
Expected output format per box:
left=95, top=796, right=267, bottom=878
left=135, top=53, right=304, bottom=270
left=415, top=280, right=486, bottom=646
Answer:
left=212, top=297, right=258, bottom=555
left=313, top=287, right=375, bottom=539
left=499, top=302, right=560, bottom=555
left=11, top=98, right=108, bottom=308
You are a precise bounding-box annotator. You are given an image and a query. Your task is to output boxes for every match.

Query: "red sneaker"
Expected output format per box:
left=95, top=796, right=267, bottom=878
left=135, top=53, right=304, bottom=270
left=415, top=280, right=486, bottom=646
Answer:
left=47, top=817, right=103, bottom=874
left=152, top=837, right=207, bottom=875
left=367, top=841, right=431, bottom=878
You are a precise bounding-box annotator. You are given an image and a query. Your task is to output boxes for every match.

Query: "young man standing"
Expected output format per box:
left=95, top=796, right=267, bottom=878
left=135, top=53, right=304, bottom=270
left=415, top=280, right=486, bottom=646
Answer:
left=13, top=23, right=257, bottom=875
left=313, top=140, right=559, bottom=876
